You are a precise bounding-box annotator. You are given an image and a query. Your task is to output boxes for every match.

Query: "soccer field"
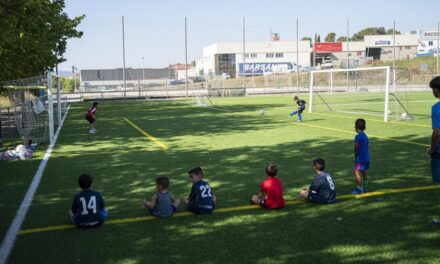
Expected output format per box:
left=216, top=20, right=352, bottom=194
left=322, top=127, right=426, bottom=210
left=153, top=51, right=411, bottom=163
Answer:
left=2, top=93, right=440, bottom=264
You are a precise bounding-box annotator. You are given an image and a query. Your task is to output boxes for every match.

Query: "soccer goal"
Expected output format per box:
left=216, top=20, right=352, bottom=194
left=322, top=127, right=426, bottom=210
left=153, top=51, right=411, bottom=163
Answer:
left=190, top=92, right=214, bottom=108
left=308, top=66, right=413, bottom=122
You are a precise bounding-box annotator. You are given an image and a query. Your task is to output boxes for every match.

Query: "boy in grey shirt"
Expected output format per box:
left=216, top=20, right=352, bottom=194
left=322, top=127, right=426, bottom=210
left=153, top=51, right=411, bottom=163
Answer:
left=142, top=177, right=180, bottom=218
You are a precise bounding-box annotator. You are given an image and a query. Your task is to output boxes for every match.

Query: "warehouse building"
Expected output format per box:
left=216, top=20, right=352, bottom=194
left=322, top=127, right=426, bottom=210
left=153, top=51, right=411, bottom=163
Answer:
left=196, top=37, right=312, bottom=79
left=80, top=68, right=175, bottom=91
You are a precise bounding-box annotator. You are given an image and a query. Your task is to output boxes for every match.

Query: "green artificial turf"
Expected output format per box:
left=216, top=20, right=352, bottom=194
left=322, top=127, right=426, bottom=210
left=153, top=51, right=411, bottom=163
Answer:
left=1, top=93, right=440, bottom=264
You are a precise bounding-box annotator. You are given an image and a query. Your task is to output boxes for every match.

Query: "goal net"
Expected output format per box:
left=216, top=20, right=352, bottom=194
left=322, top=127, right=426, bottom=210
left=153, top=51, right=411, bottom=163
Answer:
left=190, top=92, right=214, bottom=108
left=2, top=73, right=68, bottom=145
left=308, top=66, right=413, bottom=122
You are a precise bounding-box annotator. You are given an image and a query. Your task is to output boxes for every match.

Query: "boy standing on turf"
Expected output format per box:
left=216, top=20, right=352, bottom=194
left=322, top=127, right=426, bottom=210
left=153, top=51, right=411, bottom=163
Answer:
left=185, top=167, right=216, bottom=214
left=427, top=76, right=440, bottom=224
left=69, top=173, right=108, bottom=228
left=142, top=176, right=180, bottom=218
left=290, top=96, right=306, bottom=122
left=251, top=164, right=285, bottom=209
left=299, top=158, right=336, bottom=204
left=85, top=102, right=98, bottom=134
left=352, top=118, right=370, bottom=194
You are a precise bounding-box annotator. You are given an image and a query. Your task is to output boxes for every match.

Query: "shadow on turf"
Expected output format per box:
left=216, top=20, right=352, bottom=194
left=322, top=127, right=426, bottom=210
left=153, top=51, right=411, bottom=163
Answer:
left=6, top=100, right=435, bottom=263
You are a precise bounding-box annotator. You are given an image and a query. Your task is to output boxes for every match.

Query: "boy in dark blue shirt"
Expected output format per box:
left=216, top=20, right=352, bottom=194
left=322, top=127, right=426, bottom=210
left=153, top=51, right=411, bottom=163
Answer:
left=352, top=118, right=370, bottom=194
left=290, top=96, right=306, bottom=122
left=185, top=167, right=216, bottom=214
left=69, top=174, right=108, bottom=228
left=300, top=158, right=336, bottom=204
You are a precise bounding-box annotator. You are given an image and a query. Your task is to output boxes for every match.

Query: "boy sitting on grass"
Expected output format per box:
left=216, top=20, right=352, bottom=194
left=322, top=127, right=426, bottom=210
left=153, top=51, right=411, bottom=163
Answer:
left=142, top=176, right=180, bottom=218
left=69, top=173, right=108, bottom=228
left=299, top=158, right=336, bottom=204
left=352, top=118, right=370, bottom=194
left=185, top=167, right=216, bottom=214
left=251, top=164, right=285, bottom=209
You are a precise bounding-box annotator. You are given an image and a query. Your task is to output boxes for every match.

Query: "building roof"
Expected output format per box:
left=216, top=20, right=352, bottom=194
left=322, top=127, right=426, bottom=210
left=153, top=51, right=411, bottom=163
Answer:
left=203, top=41, right=312, bottom=56
left=80, top=68, right=174, bottom=81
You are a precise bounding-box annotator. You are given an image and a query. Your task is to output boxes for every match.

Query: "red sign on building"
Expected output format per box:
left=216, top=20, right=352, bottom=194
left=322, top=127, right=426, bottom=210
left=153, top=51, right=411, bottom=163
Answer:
left=314, top=42, right=343, bottom=53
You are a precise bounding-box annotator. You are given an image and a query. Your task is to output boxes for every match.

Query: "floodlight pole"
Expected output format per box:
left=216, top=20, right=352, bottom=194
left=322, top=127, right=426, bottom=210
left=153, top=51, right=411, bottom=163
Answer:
left=243, top=17, right=246, bottom=94
left=47, top=72, right=55, bottom=144
left=393, top=20, right=396, bottom=93
left=185, top=17, right=189, bottom=99
left=72, top=65, right=77, bottom=92
left=437, top=20, right=439, bottom=76
left=142, top=57, right=145, bottom=97
left=296, top=18, right=300, bottom=94
left=122, top=16, right=127, bottom=101
left=346, top=19, right=350, bottom=91
left=56, top=65, right=61, bottom=127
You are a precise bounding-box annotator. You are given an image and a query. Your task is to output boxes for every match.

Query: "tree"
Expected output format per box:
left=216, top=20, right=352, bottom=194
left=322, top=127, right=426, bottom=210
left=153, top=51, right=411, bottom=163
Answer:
left=325, top=32, right=336, bottom=42
left=0, top=0, right=84, bottom=81
left=386, top=28, right=401, bottom=35
left=350, top=27, right=401, bottom=41
left=337, top=36, right=347, bottom=42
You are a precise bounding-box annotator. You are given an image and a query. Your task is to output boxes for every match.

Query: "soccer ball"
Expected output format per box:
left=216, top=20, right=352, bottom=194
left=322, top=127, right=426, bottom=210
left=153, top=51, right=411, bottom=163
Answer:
left=259, top=109, right=265, bottom=115
left=401, top=112, right=407, bottom=118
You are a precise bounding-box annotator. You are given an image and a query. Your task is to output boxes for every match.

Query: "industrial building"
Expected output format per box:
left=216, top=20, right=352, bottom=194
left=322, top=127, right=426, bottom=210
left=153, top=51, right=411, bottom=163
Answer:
left=196, top=37, right=312, bottom=79
left=80, top=68, right=175, bottom=91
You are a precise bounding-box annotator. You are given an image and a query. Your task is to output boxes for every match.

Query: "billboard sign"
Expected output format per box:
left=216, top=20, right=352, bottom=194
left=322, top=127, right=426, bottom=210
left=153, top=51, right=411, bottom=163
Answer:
left=419, top=30, right=440, bottom=40
left=238, top=62, right=294, bottom=76
left=314, top=42, right=342, bottom=53
left=374, top=40, right=391, bottom=46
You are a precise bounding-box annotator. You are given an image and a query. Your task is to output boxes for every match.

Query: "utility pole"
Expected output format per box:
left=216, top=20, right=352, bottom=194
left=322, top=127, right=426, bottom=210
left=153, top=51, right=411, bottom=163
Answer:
left=393, top=20, right=396, bottom=93
left=437, top=20, right=440, bottom=76
left=296, top=18, right=299, bottom=94
left=185, top=17, right=189, bottom=99
left=122, top=16, right=127, bottom=101
left=242, top=17, right=246, bottom=94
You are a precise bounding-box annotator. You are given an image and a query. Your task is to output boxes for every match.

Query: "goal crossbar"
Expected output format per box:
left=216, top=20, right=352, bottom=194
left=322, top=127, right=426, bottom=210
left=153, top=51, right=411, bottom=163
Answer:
left=309, top=66, right=391, bottom=122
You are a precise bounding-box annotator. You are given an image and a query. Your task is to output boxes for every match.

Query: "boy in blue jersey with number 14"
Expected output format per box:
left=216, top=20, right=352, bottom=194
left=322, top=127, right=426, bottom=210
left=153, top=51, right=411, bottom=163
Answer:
left=351, top=118, right=370, bottom=194
left=185, top=167, right=217, bottom=214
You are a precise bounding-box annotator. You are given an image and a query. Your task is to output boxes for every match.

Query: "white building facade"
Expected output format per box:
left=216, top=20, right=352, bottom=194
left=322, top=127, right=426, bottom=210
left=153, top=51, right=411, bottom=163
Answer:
left=196, top=41, right=312, bottom=78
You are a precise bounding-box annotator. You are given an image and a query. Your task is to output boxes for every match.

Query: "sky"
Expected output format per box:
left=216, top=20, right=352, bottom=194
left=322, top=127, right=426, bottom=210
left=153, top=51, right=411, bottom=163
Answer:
left=59, top=0, right=440, bottom=72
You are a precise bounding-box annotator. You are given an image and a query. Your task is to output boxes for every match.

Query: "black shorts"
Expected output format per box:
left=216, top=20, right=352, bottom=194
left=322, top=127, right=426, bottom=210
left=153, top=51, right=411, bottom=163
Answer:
left=85, top=115, right=95, bottom=124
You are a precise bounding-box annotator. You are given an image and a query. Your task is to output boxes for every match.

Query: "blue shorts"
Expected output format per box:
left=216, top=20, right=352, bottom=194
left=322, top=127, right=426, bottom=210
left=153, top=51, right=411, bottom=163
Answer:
left=431, top=153, right=440, bottom=183
left=71, top=209, right=108, bottom=228
left=355, top=162, right=370, bottom=171
left=188, top=202, right=215, bottom=214
left=308, top=193, right=335, bottom=204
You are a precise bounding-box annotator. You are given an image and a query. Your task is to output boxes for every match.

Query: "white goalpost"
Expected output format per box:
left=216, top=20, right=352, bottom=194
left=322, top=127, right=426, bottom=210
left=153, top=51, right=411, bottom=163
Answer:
left=308, top=66, right=412, bottom=122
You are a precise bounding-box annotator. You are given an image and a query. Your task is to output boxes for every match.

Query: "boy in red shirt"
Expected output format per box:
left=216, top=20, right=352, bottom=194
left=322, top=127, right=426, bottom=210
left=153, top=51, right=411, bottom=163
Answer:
left=85, top=102, right=98, bottom=134
left=251, top=164, right=285, bottom=209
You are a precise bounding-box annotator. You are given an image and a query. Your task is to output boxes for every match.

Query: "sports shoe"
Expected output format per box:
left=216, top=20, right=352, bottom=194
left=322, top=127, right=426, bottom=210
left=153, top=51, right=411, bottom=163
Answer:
left=351, top=188, right=363, bottom=194
left=296, top=120, right=302, bottom=122
left=433, top=218, right=440, bottom=224
left=89, top=130, right=96, bottom=134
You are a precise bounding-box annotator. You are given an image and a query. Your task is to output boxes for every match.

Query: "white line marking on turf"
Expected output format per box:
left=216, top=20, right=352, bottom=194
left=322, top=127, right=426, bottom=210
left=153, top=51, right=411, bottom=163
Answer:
left=0, top=105, right=70, bottom=264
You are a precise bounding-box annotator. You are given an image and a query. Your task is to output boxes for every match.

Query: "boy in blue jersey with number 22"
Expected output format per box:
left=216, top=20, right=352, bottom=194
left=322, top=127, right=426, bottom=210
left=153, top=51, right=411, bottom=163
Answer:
left=185, top=167, right=217, bottom=214
left=352, top=118, right=370, bottom=194
left=69, top=174, right=108, bottom=228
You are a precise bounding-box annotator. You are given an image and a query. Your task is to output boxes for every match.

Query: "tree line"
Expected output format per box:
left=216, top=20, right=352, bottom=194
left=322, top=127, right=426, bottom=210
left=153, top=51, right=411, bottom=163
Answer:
left=0, top=0, right=84, bottom=82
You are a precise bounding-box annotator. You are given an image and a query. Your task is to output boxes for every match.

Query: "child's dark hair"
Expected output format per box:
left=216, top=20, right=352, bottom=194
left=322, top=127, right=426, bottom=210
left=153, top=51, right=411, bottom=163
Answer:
left=265, top=164, right=278, bottom=177
left=156, top=176, right=170, bottom=189
left=78, top=173, right=93, bottom=189
left=293, top=96, right=299, bottom=100
left=313, top=158, right=325, bottom=171
left=92, top=102, right=99, bottom=107
left=188, top=167, right=204, bottom=177
left=429, top=76, right=440, bottom=90
left=355, top=118, right=366, bottom=130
